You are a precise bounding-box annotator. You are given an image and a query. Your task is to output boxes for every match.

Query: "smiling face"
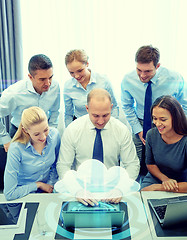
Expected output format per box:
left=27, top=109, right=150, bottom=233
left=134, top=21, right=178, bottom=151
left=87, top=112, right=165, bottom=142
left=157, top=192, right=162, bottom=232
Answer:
left=136, top=61, right=160, bottom=83
left=86, top=97, right=113, bottom=129
left=28, top=68, right=53, bottom=94
left=66, top=60, right=91, bottom=85
left=152, top=106, right=174, bottom=136
left=25, top=120, right=49, bottom=145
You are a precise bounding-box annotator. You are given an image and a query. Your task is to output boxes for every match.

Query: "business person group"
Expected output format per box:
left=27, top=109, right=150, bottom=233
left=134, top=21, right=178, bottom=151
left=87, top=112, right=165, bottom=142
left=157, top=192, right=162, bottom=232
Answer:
left=0, top=45, right=186, bottom=202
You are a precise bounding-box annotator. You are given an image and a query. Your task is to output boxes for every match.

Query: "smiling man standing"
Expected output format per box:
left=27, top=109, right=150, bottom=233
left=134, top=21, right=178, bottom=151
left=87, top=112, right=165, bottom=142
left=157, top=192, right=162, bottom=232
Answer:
left=121, top=45, right=187, bottom=175
left=0, top=54, right=60, bottom=152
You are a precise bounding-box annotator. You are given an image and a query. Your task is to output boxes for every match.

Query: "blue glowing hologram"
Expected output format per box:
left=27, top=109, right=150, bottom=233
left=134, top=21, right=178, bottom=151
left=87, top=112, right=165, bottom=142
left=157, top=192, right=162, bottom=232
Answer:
left=54, top=159, right=140, bottom=198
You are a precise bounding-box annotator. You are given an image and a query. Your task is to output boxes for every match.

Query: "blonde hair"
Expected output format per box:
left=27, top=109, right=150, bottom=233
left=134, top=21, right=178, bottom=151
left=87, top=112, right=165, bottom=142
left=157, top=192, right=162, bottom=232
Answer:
left=12, top=107, right=47, bottom=144
left=65, top=49, right=89, bottom=65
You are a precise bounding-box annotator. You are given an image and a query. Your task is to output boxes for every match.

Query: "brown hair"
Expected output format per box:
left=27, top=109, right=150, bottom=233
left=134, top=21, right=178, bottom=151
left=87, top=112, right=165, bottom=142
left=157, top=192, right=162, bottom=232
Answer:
left=135, top=45, right=160, bottom=67
left=151, top=95, right=187, bottom=135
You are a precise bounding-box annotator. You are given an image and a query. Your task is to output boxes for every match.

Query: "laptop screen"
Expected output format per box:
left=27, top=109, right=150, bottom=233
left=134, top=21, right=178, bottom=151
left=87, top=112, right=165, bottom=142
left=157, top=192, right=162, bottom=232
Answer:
left=148, top=197, right=187, bottom=228
left=61, top=201, right=126, bottom=228
left=67, top=201, right=120, bottom=212
left=0, top=202, right=24, bottom=229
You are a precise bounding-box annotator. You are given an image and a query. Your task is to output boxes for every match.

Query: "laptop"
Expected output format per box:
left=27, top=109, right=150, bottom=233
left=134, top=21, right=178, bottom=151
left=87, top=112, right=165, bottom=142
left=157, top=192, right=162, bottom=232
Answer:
left=61, top=201, right=126, bottom=228
left=0, top=202, right=25, bottom=229
left=148, top=195, right=187, bottom=228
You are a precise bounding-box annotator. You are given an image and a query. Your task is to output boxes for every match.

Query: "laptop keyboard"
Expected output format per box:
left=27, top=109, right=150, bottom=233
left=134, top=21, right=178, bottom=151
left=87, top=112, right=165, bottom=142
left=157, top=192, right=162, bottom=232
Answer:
left=154, top=205, right=167, bottom=220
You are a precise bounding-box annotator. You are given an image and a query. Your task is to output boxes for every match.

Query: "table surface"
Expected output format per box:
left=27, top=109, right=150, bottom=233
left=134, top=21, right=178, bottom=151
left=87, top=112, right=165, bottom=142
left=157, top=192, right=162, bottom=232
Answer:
left=1, top=191, right=187, bottom=240
left=0, top=192, right=151, bottom=240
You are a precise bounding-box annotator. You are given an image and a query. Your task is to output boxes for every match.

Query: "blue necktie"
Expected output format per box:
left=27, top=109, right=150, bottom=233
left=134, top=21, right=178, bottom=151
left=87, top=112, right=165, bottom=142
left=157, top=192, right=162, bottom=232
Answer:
left=92, top=128, right=103, bottom=162
left=143, top=81, right=152, bottom=139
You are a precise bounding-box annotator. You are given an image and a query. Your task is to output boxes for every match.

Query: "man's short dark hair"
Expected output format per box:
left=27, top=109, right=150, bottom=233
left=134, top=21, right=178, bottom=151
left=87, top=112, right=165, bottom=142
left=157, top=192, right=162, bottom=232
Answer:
left=135, top=45, right=160, bottom=67
left=28, top=54, right=53, bottom=76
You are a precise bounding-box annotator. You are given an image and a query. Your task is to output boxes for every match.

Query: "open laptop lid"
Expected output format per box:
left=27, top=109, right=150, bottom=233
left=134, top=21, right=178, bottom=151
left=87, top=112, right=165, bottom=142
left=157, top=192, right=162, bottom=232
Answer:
left=163, top=199, right=187, bottom=227
left=67, top=201, right=120, bottom=212
left=0, top=202, right=25, bottom=229
left=148, top=197, right=187, bottom=228
left=61, top=201, right=126, bottom=228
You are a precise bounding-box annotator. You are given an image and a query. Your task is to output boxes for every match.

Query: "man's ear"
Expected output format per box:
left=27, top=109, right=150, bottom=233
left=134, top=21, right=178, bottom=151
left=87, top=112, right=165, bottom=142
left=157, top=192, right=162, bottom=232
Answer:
left=28, top=73, right=33, bottom=81
left=86, top=105, right=89, bottom=113
left=156, top=63, right=160, bottom=70
left=111, top=104, right=113, bottom=110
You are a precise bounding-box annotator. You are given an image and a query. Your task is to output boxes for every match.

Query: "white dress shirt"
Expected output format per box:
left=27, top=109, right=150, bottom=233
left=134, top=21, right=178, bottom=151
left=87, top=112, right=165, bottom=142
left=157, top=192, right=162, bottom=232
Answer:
left=57, top=115, right=140, bottom=180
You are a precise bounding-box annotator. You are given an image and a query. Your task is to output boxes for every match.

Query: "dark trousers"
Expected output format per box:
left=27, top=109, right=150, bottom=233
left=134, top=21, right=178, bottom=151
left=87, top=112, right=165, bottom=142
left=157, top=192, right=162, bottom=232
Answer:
left=133, top=119, right=148, bottom=176
left=0, top=146, right=6, bottom=190
left=0, top=124, right=18, bottom=190
left=133, top=119, right=155, bottom=177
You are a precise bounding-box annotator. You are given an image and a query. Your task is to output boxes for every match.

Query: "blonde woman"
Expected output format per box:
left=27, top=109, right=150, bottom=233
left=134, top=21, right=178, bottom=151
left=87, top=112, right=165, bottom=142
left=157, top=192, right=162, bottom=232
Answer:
left=64, top=49, right=119, bottom=127
left=4, top=107, right=61, bottom=200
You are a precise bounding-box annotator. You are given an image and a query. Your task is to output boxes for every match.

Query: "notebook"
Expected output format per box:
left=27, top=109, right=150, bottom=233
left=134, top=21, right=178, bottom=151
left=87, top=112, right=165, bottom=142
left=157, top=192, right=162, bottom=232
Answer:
left=61, top=201, right=126, bottom=228
left=148, top=195, right=187, bottom=228
left=0, top=202, right=25, bottom=229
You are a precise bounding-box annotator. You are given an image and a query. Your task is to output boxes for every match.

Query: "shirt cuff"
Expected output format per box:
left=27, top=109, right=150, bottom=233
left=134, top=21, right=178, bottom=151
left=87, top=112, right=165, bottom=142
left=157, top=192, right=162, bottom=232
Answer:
left=0, top=135, right=11, bottom=145
left=32, top=182, right=38, bottom=192
left=132, top=123, right=143, bottom=135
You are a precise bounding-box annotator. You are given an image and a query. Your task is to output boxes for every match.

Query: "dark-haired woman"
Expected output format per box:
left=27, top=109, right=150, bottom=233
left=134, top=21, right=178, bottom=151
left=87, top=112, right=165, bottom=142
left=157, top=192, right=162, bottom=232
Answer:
left=141, top=95, right=187, bottom=192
